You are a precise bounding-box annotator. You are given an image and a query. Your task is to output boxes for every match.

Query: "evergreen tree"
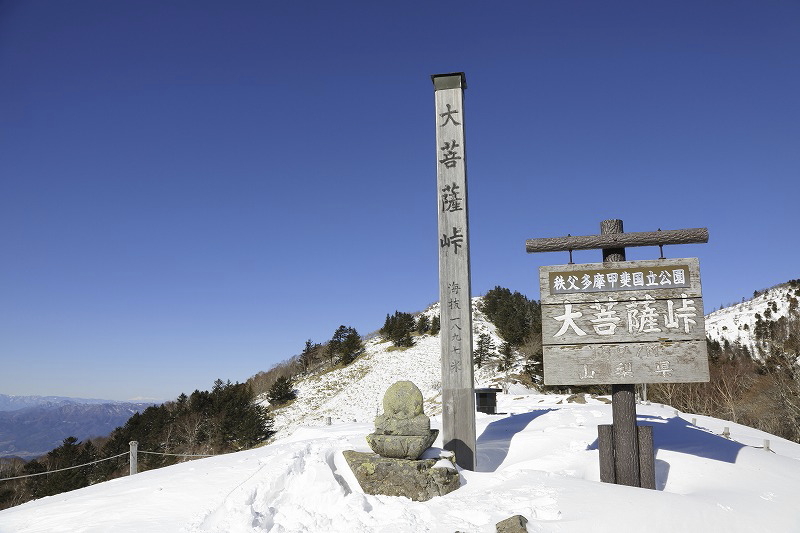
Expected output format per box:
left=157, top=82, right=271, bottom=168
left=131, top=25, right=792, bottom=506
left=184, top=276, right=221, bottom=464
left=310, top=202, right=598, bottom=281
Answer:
left=329, top=325, right=347, bottom=363
left=416, top=314, right=430, bottom=335
left=268, top=376, right=296, bottom=405
left=430, top=314, right=441, bottom=335
left=480, top=286, right=541, bottom=347
left=330, top=325, right=363, bottom=365
left=497, top=342, right=517, bottom=393
left=77, top=439, right=100, bottom=486
left=300, top=339, right=319, bottom=371
left=340, top=326, right=364, bottom=364
left=380, top=311, right=416, bottom=347
left=21, top=459, right=47, bottom=500
left=212, top=382, right=273, bottom=450
left=498, top=342, right=515, bottom=371
left=474, top=332, right=495, bottom=368
left=380, top=314, right=392, bottom=335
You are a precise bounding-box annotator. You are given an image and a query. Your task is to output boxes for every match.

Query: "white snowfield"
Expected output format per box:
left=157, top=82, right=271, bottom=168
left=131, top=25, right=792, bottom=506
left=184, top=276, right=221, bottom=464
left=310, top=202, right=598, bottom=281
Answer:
left=2, top=396, right=800, bottom=533
left=3, top=299, right=800, bottom=532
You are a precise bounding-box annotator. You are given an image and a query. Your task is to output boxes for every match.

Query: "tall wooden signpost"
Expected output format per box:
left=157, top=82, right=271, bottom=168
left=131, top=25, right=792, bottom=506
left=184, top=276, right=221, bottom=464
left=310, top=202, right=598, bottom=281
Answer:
left=433, top=72, right=476, bottom=470
left=527, top=220, right=709, bottom=487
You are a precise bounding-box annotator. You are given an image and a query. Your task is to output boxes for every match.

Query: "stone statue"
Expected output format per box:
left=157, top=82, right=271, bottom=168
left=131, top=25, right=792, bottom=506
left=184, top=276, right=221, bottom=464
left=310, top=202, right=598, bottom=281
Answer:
left=366, top=381, right=439, bottom=460
left=343, top=380, right=460, bottom=501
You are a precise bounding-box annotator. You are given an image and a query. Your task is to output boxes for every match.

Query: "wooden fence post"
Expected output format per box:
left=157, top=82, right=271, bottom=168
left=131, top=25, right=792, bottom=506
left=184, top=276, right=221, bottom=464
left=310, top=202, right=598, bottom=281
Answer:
left=637, top=426, right=656, bottom=489
left=598, top=424, right=615, bottom=483
left=129, top=441, right=138, bottom=475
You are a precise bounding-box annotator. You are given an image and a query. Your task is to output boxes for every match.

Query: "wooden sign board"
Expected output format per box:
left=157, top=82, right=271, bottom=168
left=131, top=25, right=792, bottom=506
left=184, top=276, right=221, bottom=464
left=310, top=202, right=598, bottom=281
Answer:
left=540, top=258, right=709, bottom=385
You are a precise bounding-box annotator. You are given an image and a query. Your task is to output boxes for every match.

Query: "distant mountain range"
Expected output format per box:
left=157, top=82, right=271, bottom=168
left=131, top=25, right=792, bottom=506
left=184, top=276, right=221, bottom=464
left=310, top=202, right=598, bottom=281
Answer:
left=0, top=395, right=156, bottom=459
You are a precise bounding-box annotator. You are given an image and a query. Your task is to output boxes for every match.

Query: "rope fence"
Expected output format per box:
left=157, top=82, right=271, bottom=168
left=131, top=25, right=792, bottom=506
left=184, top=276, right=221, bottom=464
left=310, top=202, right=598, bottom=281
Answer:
left=0, top=442, right=217, bottom=481
left=0, top=451, right=129, bottom=482
left=138, top=451, right=215, bottom=458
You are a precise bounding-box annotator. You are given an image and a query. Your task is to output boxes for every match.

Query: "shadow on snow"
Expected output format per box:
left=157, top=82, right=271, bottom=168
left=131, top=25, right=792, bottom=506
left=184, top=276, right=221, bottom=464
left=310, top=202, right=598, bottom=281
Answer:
left=475, top=409, right=555, bottom=472
left=586, top=415, right=749, bottom=489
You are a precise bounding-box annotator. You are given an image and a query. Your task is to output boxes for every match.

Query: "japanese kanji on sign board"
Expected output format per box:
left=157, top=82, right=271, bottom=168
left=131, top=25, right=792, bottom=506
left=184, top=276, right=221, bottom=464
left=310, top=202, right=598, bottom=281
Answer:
left=540, top=258, right=710, bottom=385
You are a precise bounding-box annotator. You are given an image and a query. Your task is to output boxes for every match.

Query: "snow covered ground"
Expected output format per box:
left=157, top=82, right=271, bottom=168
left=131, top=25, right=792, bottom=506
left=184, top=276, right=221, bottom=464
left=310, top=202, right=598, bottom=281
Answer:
left=2, top=393, right=799, bottom=533
left=3, top=298, right=800, bottom=532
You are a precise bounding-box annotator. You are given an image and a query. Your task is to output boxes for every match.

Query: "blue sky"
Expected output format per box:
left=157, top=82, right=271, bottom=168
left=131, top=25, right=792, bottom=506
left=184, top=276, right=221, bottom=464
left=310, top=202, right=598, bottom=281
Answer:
left=1, top=1, right=797, bottom=401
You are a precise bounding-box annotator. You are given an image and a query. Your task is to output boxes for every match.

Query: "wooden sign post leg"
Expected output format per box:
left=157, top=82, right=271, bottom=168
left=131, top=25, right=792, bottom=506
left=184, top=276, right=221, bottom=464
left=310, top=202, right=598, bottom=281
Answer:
left=601, top=219, right=641, bottom=487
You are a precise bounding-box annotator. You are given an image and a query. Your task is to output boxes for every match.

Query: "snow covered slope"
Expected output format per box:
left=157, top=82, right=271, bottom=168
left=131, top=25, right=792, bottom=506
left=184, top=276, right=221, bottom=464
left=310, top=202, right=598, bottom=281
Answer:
left=266, top=299, right=508, bottom=443
left=705, top=281, right=799, bottom=355
left=2, top=394, right=799, bottom=532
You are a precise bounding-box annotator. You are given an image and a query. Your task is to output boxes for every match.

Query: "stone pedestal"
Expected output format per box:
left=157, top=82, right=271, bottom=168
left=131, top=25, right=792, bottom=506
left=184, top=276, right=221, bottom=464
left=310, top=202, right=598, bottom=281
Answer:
left=366, top=430, right=438, bottom=460
left=342, top=450, right=460, bottom=502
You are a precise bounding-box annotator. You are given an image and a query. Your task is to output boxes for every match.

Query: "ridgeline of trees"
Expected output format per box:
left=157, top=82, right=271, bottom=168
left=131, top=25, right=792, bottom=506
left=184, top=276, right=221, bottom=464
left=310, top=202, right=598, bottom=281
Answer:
left=478, top=286, right=544, bottom=386
left=378, top=310, right=442, bottom=349
left=248, top=323, right=366, bottom=403
left=0, top=380, right=271, bottom=510
left=479, top=286, right=541, bottom=347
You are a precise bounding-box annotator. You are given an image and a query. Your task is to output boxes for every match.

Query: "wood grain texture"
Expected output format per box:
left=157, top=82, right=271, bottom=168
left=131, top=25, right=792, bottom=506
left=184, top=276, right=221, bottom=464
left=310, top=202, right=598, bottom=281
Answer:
left=612, top=384, right=640, bottom=487
left=638, top=425, right=656, bottom=490
left=598, top=425, right=615, bottom=484
left=543, top=340, right=710, bottom=385
left=435, top=75, right=475, bottom=470
left=441, top=387, right=476, bottom=470
left=526, top=227, right=709, bottom=253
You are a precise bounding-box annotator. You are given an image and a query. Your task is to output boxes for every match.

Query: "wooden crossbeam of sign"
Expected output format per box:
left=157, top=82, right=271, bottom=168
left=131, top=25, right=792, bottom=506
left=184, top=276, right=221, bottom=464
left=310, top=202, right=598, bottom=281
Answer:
left=526, top=228, right=708, bottom=254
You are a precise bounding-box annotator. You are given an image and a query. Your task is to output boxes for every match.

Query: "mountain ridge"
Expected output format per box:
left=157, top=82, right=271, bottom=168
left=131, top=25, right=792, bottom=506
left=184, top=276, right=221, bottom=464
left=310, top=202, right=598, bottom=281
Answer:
left=0, top=399, right=155, bottom=459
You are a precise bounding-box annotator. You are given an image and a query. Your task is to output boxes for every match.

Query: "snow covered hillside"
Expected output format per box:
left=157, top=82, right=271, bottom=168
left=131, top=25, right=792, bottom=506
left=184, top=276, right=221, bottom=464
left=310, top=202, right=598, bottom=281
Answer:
left=265, top=299, right=510, bottom=443
left=4, top=294, right=800, bottom=531
left=705, top=280, right=799, bottom=355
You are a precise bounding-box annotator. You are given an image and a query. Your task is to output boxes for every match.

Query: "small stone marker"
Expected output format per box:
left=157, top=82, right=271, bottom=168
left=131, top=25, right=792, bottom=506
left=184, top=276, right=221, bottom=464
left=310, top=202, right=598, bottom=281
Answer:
left=366, top=381, right=439, bottom=460
left=343, top=381, right=460, bottom=501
